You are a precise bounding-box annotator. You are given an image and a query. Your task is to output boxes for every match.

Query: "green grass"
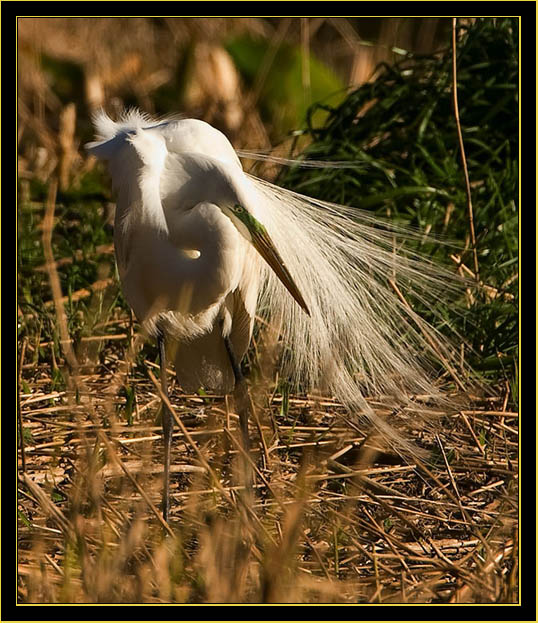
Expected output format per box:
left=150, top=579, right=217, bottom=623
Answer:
left=279, top=18, right=518, bottom=397
left=18, top=175, right=121, bottom=371
left=17, top=18, right=519, bottom=604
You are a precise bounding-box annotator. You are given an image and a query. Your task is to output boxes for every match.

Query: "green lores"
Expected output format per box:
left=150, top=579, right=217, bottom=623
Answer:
left=231, top=204, right=267, bottom=237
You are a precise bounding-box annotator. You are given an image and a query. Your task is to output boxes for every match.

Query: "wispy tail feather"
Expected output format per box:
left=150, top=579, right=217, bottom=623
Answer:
left=250, top=175, right=469, bottom=454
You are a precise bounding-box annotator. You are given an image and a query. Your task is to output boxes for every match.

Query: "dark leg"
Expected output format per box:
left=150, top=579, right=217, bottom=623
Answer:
left=223, top=335, right=256, bottom=583
left=223, top=332, right=256, bottom=507
left=223, top=334, right=249, bottom=449
left=158, top=332, right=173, bottom=522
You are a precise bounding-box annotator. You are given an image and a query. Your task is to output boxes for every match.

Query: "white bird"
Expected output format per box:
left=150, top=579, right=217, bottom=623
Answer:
left=87, top=109, right=465, bottom=521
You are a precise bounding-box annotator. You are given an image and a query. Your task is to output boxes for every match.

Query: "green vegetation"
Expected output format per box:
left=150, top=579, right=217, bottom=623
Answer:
left=280, top=18, right=518, bottom=397
left=17, top=18, right=518, bottom=604
left=225, top=34, right=346, bottom=133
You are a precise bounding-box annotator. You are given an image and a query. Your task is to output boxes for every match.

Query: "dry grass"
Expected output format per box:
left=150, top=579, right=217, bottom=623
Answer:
left=18, top=338, right=518, bottom=603
left=17, top=17, right=518, bottom=604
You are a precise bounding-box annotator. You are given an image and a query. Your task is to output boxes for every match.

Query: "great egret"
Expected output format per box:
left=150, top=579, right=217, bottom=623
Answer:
left=87, top=109, right=465, bottom=521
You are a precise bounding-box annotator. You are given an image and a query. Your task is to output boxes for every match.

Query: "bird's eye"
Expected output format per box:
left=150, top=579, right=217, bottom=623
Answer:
left=233, top=204, right=244, bottom=214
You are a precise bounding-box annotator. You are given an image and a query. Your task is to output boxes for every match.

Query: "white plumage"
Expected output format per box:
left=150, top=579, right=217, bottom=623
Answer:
left=88, top=112, right=264, bottom=391
left=88, top=109, right=465, bottom=455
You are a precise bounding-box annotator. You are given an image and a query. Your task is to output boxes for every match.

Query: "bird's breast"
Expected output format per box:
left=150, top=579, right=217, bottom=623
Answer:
left=118, top=202, right=248, bottom=335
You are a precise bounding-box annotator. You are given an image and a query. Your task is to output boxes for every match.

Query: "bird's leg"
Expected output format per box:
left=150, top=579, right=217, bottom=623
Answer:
left=223, top=331, right=256, bottom=505
left=158, top=331, right=173, bottom=522
left=223, top=334, right=257, bottom=584
left=223, top=334, right=249, bottom=450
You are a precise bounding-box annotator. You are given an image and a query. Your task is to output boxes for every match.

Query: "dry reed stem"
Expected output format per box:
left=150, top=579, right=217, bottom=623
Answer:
left=97, top=429, right=175, bottom=538
left=18, top=338, right=29, bottom=473
left=18, top=370, right=517, bottom=602
left=452, top=18, right=480, bottom=280
left=43, top=278, right=115, bottom=308
left=18, top=19, right=517, bottom=602
left=41, top=179, right=79, bottom=374
left=147, top=369, right=275, bottom=555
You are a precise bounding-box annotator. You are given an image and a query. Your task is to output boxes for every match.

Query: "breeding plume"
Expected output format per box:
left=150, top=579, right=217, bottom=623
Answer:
left=87, top=109, right=465, bottom=519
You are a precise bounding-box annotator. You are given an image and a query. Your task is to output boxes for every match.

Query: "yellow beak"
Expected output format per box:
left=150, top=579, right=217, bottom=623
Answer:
left=249, top=226, right=310, bottom=316
left=227, top=203, right=310, bottom=315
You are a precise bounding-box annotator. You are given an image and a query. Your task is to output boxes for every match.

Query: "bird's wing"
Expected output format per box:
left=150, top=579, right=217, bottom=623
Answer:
left=89, top=112, right=308, bottom=316
left=170, top=245, right=261, bottom=394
